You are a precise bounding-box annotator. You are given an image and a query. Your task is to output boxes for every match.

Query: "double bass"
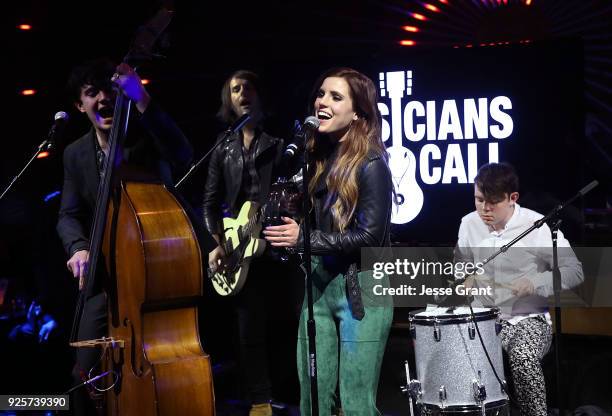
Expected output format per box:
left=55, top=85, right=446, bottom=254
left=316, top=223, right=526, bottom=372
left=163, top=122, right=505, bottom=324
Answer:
left=70, top=8, right=214, bottom=415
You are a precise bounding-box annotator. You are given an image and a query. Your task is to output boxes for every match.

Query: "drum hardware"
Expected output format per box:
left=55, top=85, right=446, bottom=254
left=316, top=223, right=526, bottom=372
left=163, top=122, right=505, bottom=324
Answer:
left=409, top=380, right=422, bottom=401
left=472, top=375, right=487, bottom=404
left=401, top=360, right=421, bottom=416
left=433, top=318, right=441, bottom=342
left=468, top=319, right=476, bottom=340
left=409, top=316, right=416, bottom=339
left=495, top=319, right=503, bottom=335
left=468, top=305, right=511, bottom=400
left=472, top=374, right=488, bottom=416
left=468, top=305, right=511, bottom=411
left=438, top=385, right=447, bottom=409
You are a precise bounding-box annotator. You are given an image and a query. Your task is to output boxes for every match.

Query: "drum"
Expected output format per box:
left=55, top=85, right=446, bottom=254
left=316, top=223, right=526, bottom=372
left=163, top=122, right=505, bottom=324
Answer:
left=407, top=307, right=508, bottom=415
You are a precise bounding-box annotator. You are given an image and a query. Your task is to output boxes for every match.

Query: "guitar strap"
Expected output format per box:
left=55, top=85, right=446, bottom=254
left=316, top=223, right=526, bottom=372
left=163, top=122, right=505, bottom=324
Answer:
left=345, top=262, right=365, bottom=320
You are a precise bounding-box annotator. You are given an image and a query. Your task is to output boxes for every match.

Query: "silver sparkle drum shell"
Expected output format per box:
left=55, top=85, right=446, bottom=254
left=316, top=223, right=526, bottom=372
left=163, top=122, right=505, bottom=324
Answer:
left=409, top=308, right=508, bottom=409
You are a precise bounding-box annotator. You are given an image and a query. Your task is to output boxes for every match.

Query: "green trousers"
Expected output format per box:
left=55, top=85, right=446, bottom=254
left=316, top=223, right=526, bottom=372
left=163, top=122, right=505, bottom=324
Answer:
left=297, top=257, right=392, bottom=416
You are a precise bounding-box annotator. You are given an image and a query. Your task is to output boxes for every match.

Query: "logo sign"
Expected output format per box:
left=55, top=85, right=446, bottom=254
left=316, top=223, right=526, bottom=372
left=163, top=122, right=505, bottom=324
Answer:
left=378, top=70, right=514, bottom=224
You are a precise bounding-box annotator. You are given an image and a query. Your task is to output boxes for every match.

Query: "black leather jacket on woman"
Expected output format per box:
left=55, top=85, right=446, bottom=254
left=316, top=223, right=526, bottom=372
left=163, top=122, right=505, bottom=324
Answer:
left=298, top=151, right=393, bottom=320
left=299, top=152, right=393, bottom=263
left=202, top=130, right=284, bottom=235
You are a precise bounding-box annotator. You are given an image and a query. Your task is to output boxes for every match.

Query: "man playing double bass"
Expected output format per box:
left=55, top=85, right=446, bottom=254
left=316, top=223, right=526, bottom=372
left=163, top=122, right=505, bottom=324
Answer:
left=57, top=58, right=216, bottom=414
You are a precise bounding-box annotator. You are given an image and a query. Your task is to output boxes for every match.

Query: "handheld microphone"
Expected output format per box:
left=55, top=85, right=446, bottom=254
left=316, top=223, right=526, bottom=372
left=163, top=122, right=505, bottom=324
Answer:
left=225, top=113, right=251, bottom=135
left=45, top=111, right=69, bottom=151
left=284, top=116, right=320, bottom=158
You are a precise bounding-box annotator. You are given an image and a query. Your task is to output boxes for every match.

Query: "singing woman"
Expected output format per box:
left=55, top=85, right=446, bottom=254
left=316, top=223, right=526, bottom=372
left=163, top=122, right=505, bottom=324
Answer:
left=264, top=67, right=393, bottom=415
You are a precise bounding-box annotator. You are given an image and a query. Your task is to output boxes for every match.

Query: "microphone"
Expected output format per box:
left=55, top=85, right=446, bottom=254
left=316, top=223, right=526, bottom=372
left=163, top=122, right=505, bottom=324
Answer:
left=284, top=116, right=320, bottom=158
left=578, top=180, right=598, bottom=196
left=224, top=113, right=251, bottom=135
left=45, top=111, right=69, bottom=151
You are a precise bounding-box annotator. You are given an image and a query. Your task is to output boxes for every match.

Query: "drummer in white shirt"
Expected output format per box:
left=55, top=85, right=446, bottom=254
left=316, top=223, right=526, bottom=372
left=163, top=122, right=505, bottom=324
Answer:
left=455, top=162, right=583, bottom=416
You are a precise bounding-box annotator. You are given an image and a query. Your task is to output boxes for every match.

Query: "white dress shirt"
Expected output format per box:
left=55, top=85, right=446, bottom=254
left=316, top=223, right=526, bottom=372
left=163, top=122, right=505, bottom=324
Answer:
left=456, top=203, right=584, bottom=323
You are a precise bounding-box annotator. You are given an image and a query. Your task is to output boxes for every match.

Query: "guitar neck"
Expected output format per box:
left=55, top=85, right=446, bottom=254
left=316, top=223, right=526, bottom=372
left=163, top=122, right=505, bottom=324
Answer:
left=224, top=203, right=265, bottom=252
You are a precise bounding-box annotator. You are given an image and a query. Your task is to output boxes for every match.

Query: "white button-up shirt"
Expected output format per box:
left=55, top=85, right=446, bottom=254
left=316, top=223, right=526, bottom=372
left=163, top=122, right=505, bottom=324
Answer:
left=456, top=204, right=584, bottom=323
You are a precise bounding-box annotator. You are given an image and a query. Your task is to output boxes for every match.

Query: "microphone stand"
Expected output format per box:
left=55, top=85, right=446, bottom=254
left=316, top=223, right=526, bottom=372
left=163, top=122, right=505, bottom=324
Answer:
left=450, top=180, right=597, bottom=414
left=0, top=138, right=52, bottom=201
left=301, top=139, right=319, bottom=416
left=457, top=180, right=598, bottom=272
left=551, top=219, right=564, bottom=416
left=175, top=114, right=251, bottom=188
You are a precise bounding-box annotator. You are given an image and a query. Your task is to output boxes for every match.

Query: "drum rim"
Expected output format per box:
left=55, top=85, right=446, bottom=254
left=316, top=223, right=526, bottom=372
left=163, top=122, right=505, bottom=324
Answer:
left=420, top=399, right=508, bottom=413
left=409, top=307, right=499, bottom=325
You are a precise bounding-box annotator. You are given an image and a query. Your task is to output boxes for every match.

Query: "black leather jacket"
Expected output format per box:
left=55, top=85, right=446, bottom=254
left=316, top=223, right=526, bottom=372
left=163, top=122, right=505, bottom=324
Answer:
left=299, top=152, right=393, bottom=264
left=202, top=130, right=284, bottom=235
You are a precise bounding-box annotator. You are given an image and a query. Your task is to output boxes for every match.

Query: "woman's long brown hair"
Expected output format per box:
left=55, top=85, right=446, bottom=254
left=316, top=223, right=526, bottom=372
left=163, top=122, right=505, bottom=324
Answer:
left=307, top=67, right=388, bottom=232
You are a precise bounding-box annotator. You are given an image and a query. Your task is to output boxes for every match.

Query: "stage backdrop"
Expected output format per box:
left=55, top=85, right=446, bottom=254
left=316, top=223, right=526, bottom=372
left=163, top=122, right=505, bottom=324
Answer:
left=354, top=39, right=585, bottom=244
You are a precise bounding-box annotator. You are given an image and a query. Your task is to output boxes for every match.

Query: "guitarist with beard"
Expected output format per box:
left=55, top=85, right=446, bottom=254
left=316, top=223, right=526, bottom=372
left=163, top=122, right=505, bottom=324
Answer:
left=203, top=70, right=299, bottom=416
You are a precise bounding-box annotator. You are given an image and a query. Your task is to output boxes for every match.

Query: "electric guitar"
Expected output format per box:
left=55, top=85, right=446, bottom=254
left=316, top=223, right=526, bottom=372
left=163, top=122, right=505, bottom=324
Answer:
left=210, top=201, right=266, bottom=296
left=210, top=179, right=301, bottom=296
left=383, top=71, right=424, bottom=224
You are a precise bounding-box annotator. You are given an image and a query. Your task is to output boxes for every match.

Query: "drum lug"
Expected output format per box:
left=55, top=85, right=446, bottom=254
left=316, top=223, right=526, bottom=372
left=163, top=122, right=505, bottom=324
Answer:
left=468, top=319, right=476, bottom=340
left=433, top=318, right=441, bottom=342
left=501, top=379, right=508, bottom=396
left=438, top=385, right=447, bottom=408
left=472, top=379, right=487, bottom=403
left=401, top=380, right=422, bottom=401
left=409, top=316, right=416, bottom=339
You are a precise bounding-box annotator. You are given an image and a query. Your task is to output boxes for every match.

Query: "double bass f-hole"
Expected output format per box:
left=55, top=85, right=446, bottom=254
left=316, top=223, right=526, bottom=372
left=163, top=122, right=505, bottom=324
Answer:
left=125, top=318, right=144, bottom=377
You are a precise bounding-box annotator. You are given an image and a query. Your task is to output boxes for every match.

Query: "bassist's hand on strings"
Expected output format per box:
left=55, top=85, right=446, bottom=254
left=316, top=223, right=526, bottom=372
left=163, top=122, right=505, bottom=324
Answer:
left=111, top=63, right=151, bottom=114
left=263, top=216, right=299, bottom=247
left=67, top=249, right=89, bottom=290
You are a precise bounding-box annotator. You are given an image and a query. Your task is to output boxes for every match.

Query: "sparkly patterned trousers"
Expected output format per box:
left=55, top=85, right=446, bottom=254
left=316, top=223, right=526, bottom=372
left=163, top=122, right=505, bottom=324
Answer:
left=500, top=315, right=553, bottom=416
